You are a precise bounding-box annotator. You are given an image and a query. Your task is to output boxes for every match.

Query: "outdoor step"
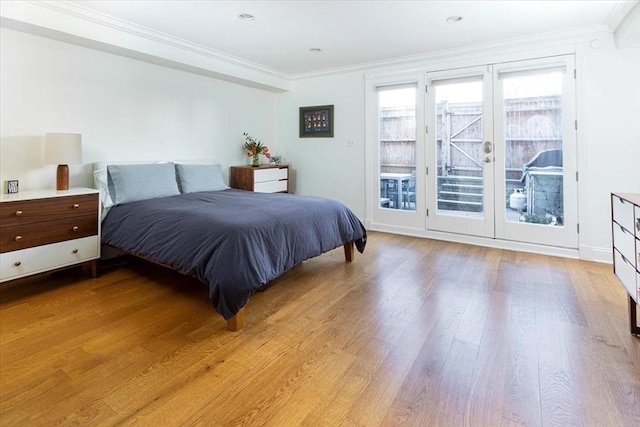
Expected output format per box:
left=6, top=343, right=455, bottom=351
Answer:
left=440, top=183, right=484, bottom=189
left=439, top=191, right=483, bottom=198
left=437, top=199, right=483, bottom=206
left=438, top=175, right=483, bottom=181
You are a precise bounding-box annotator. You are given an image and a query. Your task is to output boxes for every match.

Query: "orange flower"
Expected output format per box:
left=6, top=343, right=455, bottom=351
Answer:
left=242, top=132, right=270, bottom=157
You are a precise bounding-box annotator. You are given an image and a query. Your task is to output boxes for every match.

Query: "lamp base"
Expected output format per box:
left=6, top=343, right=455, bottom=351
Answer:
left=56, top=164, right=69, bottom=190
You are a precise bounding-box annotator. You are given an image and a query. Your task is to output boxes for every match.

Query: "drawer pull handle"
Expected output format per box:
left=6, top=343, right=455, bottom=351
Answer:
left=14, top=261, right=21, bottom=267
left=14, top=235, right=22, bottom=242
left=73, top=204, right=80, bottom=209
left=72, top=249, right=79, bottom=254
left=72, top=226, right=79, bottom=232
left=15, top=210, right=23, bottom=216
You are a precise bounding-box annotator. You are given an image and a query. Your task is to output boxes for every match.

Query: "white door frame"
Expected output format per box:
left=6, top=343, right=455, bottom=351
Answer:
left=365, top=72, right=426, bottom=233
left=425, top=65, right=496, bottom=238
left=493, top=55, right=578, bottom=248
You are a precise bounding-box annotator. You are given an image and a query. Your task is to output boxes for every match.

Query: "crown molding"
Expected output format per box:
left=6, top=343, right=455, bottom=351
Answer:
left=292, top=24, right=615, bottom=80
left=1, top=0, right=291, bottom=92
left=605, top=0, right=639, bottom=31
left=1, top=1, right=628, bottom=87
left=35, top=1, right=288, bottom=79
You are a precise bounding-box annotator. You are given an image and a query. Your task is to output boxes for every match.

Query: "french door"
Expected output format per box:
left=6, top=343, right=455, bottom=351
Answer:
left=426, top=56, right=578, bottom=248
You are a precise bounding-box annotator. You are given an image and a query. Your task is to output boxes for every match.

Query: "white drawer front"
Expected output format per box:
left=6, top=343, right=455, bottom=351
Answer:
left=254, top=180, right=288, bottom=193
left=0, top=236, right=99, bottom=282
left=612, top=194, right=635, bottom=233
left=614, top=249, right=638, bottom=303
left=254, top=167, right=288, bottom=183
left=613, top=222, right=636, bottom=264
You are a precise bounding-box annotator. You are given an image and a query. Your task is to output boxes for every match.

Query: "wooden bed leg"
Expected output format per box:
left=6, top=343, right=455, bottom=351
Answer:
left=227, top=307, right=245, bottom=331
left=343, top=241, right=354, bottom=263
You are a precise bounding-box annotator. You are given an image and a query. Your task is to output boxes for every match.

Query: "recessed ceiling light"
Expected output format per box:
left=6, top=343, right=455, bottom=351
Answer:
left=239, top=13, right=254, bottom=21
left=309, top=48, right=322, bottom=52
left=446, top=15, right=462, bottom=23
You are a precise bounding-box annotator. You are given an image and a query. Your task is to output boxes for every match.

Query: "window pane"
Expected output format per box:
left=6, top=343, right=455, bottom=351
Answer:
left=378, top=86, right=416, bottom=211
left=434, top=79, right=485, bottom=218
left=503, top=71, right=564, bottom=227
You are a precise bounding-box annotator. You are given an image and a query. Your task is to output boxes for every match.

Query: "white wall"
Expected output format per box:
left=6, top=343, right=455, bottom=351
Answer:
left=276, top=40, right=640, bottom=262
left=275, top=72, right=366, bottom=214
left=578, top=46, right=640, bottom=261
left=0, top=28, right=277, bottom=190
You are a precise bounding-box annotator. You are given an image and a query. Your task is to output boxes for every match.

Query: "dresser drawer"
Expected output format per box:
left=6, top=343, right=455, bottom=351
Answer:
left=614, top=249, right=638, bottom=303
left=613, top=221, right=637, bottom=265
left=612, top=194, right=636, bottom=234
left=0, top=215, right=97, bottom=253
left=0, top=236, right=99, bottom=282
left=0, top=194, right=98, bottom=227
left=254, top=167, right=288, bottom=183
left=254, top=180, right=288, bottom=193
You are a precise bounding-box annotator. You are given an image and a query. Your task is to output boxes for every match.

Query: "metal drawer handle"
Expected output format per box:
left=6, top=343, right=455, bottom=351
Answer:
left=73, top=204, right=80, bottom=209
left=14, top=235, right=22, bottom=242
left=14, top=261, right=21, bottom=267
left=72, top=249, right=78, bottom=254
left=72, top=226, right=79, bottom=232
left=15, top=210, right=23, bottom=216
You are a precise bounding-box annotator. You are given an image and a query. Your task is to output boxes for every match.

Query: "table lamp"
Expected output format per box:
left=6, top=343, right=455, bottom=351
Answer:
left=43, top=133, right=82, bottom=190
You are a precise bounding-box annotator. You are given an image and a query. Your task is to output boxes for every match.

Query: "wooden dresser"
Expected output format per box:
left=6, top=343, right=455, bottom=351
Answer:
left=611, top=192, right=640, bottom=336
left=230, top=165, right=289, bottom=193
left=0, top=188, right=100, bottom=283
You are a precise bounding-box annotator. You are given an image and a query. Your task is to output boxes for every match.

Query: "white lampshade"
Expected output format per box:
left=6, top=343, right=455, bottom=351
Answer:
left=44, top=133, right=82, bottom=165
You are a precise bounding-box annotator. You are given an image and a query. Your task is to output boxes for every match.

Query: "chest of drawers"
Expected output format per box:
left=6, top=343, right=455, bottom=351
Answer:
left=230, top=165, right=289, bottom=193
left=611, top=192, right=640, bottom=336
left=0, top=188, right=100, bottom=283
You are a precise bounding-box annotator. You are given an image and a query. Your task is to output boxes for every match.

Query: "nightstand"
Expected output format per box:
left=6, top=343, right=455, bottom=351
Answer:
left=0, top=188, right=100, bottom=283
left=230, top=165, right=289, bottom=193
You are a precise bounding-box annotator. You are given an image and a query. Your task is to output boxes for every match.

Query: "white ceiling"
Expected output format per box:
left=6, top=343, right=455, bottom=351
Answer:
left=63, top=0, right=634, bottom=76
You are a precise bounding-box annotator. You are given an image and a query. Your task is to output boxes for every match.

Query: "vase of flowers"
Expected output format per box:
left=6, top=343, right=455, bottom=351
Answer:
left=243, top=132, right=271, bottom=166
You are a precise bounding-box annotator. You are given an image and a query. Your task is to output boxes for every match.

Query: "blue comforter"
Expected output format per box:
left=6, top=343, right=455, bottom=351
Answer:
left=101, top=189, right=366, bottom=319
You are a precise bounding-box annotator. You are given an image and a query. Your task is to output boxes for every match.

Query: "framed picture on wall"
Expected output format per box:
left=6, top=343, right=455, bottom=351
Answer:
left=299, top=105, right=334, bottom=138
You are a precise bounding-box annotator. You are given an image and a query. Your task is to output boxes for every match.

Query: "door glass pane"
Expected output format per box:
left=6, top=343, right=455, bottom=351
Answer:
left=434, top=78, right=484, bottom=218
left=502, top=71, right=564, bottom=226
left=378, top=86, right=416, bottom=211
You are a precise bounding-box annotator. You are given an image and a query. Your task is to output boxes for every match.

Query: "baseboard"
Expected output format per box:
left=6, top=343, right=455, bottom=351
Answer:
left=579, top=245, right=613, bottom=264
left=368, top=221, right=581, bottom=260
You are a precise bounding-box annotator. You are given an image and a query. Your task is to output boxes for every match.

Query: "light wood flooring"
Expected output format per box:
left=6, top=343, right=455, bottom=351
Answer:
left=1, top=232, right=639, bottom=426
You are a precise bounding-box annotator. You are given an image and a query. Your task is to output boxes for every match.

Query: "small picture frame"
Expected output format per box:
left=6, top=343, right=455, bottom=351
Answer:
left=299, top=105, right=334, bottom=138
left=270, top=156, right=282, bottom=165
left=4, top=180, right=19, bottom=194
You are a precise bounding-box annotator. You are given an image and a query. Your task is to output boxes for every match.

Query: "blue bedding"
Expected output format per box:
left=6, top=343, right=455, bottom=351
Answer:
left=101, top=189, right=366, bottom=319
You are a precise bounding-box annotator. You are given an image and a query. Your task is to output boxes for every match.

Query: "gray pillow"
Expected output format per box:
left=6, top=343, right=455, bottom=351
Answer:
left=107, top=163, right=180, bottom=204
left=175, top=163, right=229, bottom=193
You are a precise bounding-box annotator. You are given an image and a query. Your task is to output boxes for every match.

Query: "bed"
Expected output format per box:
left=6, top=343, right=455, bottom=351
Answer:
left=96, top=162, right=366, bottom=330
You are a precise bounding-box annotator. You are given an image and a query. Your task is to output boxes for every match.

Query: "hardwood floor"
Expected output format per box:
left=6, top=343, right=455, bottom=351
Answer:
left=1, top=232, right=639, bottom=426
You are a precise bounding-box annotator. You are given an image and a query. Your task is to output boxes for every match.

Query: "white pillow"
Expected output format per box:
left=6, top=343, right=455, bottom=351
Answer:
left=175, top=163, right=229, bottom=193
left=107, top=163, right=180, bottom=205
left=93, top=168, right=114, bottom=221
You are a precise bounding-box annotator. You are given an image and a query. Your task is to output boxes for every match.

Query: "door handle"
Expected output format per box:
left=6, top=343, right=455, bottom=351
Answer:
left=483, top=141, right=493, bottom=154
left=483, top=157, right=492, bottom=163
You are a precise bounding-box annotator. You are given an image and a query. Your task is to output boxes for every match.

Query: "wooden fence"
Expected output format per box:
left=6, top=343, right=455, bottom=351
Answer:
left=380, top=96, right=563, bottom=177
